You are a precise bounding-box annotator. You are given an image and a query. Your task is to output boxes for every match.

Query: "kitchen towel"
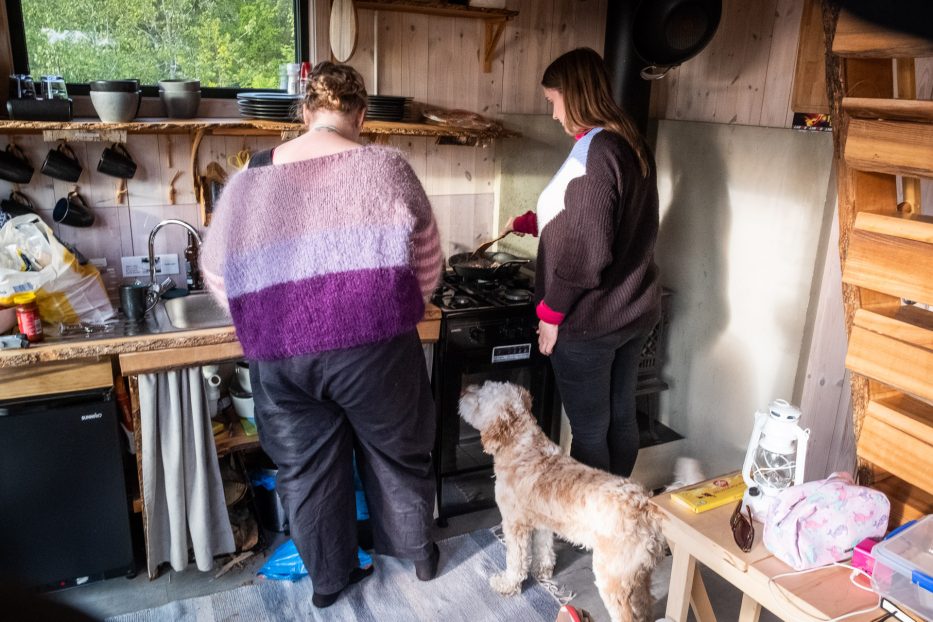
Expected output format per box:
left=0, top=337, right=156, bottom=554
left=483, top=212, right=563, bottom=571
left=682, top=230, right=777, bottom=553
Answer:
left=139, top=367, right=235, bottom=577
left=106, top=528, right=563, bottom=621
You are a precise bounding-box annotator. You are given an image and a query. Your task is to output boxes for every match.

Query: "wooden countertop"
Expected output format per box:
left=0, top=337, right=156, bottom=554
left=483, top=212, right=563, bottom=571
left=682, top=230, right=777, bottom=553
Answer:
left=0, top=303, right=442, bottom=369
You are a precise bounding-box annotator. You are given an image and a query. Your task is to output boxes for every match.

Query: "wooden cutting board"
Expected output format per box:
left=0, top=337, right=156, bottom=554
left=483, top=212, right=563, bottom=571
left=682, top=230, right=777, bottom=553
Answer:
left=330, top=0, right=358, bottom=62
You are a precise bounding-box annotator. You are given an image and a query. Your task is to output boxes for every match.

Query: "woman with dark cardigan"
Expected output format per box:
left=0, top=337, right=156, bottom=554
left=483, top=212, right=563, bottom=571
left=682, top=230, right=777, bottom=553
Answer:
left=504, top=47, right=661, bottom=477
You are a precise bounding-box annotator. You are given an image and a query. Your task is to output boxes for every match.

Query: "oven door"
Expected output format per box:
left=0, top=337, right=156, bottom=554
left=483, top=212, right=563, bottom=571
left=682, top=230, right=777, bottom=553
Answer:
left=432, top=314, right=561, bottom=518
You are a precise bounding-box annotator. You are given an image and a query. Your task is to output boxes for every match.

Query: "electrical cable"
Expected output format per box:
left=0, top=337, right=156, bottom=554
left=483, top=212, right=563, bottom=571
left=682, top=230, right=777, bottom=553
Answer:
left=767, top=560, right=882, bottom=622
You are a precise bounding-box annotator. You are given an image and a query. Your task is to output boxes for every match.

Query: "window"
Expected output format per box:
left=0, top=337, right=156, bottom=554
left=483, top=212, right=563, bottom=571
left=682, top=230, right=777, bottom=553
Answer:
left=5, top=0, right=309, bottom=96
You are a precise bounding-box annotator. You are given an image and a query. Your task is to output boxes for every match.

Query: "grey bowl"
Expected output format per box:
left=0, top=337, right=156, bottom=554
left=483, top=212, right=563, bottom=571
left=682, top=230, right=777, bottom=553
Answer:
left=160, top=90, right=201, bottom=118
left=89, top=79, right=140, bottom=92
left=90, top=90, right=141, bottom=122
left=158, top=79, right=200, bottom=93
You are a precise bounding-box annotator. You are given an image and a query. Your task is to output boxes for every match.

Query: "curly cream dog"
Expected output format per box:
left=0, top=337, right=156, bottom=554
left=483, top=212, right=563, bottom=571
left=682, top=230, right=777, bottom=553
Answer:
left=459, top=381, right=665, bottom=622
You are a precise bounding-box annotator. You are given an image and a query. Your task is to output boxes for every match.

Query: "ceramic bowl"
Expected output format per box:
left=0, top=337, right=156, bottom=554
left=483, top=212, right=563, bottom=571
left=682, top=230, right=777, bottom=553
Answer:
left=235, top=361, right=251, bottom=393
left=158, top=79, right=200, bottom=92
left=230, top=389, right=254, bottom=421
left=89, top=79, right=140, bottom=92
left=159, top=89, right=200, bottom=118
left=90, top=90, right=141, bottom=122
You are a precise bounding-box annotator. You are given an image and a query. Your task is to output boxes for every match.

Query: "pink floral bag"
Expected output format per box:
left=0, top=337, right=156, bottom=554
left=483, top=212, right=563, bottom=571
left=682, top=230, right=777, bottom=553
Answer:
left=762, top=472, right=889, bottom=570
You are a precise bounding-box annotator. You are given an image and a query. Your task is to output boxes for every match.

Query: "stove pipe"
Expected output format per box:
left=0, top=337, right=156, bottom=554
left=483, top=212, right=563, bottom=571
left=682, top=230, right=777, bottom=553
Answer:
left=602, top=1, right=652, bottom=136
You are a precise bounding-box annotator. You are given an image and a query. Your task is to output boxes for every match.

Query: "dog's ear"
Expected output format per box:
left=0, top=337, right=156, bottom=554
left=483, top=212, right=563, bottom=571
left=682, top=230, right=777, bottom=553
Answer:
left=480, top=402, right=523, bottom=454
left=518, top=386, right=533, bottom=413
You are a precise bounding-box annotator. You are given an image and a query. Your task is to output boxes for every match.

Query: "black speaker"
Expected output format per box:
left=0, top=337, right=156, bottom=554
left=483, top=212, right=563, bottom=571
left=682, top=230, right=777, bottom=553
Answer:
left=632, top=0, right=722, bottom=77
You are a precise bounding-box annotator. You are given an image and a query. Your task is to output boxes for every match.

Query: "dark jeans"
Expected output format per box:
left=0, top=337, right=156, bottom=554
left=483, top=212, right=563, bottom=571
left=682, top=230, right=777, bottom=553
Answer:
left=250, top=330, right=436, bottom=594
left=550, top=314, right=655, bottom=477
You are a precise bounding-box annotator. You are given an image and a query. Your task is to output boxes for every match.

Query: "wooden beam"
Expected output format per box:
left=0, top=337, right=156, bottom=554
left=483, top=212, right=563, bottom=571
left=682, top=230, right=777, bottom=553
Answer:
left=853, top=210, right=933, bottom=244
left=854, top=306, right=933, bottom=347
left=832, top=8, right=933, bottom=58
left=844, top=118, right=933, bottom=179
left=843, top=228, right=933, bottom=305
left=846, top=325, right=933, bottom=404
left=118, top=341, right=244, bottom=376
left=871, top=467, right=933, bottom=526
left=866, top=393, right=933, bottom=445
left=859, top=415, right=933, bottom=494
left=843, top=97, right=933, bottom=123
left=0, top=358, right=113, bottom=401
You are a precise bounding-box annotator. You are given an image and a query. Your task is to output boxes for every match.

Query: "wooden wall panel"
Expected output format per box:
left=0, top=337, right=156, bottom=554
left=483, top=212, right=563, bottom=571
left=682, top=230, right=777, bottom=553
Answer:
left=0, top=1, right=608, bottom=300
left=501, top=0, right=555, bottom=115
left=791, top=0, right=829, bottom=115
left=649, top=0, right=805, bottom=128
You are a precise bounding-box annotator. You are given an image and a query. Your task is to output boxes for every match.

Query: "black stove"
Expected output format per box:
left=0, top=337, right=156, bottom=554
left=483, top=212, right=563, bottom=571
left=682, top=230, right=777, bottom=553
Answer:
left=430, top=268, right=561, bottom=524
left=431, top=271, right=535, bottom=313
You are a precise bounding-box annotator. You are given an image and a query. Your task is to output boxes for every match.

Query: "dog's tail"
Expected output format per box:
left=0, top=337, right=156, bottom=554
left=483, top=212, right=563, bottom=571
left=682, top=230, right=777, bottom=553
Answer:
left=610, top=483, right=667, bottom=564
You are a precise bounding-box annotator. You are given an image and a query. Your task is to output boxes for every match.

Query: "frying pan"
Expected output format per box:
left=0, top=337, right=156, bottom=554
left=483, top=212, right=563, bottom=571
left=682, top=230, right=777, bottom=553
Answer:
left=632, top=0, right=722, bottom=78
left=448, top=251, right=530, bottom=281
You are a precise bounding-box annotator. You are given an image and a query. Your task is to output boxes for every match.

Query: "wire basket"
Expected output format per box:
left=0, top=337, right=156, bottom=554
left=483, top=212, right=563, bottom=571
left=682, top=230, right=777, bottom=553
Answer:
left=638, top=289, right=672, bottom=379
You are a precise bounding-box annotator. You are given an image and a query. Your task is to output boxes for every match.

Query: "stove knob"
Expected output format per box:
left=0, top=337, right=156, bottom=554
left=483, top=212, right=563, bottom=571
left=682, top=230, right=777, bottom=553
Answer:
left=469, top=327, right=484, bottom=343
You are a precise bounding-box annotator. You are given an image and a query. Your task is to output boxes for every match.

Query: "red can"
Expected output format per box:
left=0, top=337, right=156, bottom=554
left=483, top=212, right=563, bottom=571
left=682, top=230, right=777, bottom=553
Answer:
left=13, top=292, right=43, bottom=342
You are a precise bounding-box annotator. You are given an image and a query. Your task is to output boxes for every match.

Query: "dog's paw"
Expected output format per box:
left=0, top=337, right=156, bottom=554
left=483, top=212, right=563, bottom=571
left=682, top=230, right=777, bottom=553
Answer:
left=531, top=561, right=555, bottom=581
left=489, top=573, right=522, bottom=596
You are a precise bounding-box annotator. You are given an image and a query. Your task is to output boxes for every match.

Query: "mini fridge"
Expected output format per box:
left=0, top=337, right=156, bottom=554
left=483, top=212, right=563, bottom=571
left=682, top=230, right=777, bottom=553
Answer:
left=0, top=388, right=135, bottom=590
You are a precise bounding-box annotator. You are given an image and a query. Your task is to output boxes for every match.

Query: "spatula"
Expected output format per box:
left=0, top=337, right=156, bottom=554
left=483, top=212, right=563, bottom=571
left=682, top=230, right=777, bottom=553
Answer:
left=469, top=230, right=512, bottom=259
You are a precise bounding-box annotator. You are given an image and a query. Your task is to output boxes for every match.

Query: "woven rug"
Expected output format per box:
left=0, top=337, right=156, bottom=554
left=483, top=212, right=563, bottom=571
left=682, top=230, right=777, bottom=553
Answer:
left=107, top=529, right=563, bottom=622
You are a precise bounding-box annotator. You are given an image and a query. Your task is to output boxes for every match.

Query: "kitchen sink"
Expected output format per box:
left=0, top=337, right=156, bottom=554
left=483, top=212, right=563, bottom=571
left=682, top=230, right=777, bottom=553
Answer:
left=161, top=292, right=231, bottom=329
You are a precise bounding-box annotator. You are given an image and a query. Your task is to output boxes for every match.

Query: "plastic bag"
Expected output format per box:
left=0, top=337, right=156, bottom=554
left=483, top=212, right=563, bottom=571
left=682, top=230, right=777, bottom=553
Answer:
left=259, top=539, right=372, bottom=581
left=0, top=214, right=114, bottom=324
left=762, top=472, right=889, bottom=570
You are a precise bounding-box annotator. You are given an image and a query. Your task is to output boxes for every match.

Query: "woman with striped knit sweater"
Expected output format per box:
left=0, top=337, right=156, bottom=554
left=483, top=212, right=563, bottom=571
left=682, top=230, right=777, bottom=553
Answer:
left=504, top=48, right=661, bottom=478
left=201, top=62, right=443, bottom=608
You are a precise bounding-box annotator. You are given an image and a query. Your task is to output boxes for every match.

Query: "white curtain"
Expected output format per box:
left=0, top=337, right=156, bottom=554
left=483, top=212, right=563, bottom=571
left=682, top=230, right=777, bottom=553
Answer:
left=139, top=367, right=235, bottom=577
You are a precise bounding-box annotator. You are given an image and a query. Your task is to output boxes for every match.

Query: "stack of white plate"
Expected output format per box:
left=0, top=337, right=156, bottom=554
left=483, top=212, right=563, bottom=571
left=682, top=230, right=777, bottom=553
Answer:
left=236, top=92, right=302, bottom=122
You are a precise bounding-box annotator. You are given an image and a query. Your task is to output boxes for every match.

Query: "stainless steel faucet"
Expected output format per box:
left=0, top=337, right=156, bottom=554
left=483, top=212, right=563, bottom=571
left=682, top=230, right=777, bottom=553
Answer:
left=147, top=219, right=202, bottom=304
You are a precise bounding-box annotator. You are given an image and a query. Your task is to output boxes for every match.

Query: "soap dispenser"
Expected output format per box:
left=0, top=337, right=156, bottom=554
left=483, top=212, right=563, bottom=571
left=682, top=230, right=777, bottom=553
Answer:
left=184, top=232, right=203, bottom=291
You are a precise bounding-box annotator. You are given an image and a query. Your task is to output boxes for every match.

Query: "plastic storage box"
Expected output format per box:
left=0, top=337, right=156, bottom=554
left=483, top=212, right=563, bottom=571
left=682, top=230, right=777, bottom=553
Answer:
left=871, top=515, right=933, bottom=619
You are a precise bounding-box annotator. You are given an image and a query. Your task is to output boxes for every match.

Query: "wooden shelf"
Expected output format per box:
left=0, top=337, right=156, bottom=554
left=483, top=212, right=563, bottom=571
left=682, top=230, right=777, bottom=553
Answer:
left=356, top=0, right=516, bottom=19
left=0, top=117, right=518, bottom=143
left=832, top=8, right=933, bottom=58
left=215, top=419, right=261, bottom=458
left=844, top=118, right=933, bottom=179
left=355, top=1, right=518, bottom=73
left=843, top=97, right=933, bottom=123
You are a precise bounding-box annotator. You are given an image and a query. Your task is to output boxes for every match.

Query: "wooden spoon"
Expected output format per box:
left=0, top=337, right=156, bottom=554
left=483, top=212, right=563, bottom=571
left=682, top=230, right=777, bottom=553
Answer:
left=469, top=230, right=512, bottom=259
left=330, top=0, right=358, bottom=63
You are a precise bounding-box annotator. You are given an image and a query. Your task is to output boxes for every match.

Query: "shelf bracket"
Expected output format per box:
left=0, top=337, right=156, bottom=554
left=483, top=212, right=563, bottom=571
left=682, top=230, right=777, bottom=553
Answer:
left=483, top=19, right=507, bottom=73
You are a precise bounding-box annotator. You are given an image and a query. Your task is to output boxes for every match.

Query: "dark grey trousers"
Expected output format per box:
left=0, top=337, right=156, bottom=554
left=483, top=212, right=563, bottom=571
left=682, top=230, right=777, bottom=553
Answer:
left=550, top=313, right=656, bottom=477
left=250, top=330, right=436, bottom=594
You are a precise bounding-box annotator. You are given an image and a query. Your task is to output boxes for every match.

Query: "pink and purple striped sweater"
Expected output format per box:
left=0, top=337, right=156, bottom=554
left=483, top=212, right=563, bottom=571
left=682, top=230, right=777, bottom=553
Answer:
left=200, top=145, right=442, bottom=360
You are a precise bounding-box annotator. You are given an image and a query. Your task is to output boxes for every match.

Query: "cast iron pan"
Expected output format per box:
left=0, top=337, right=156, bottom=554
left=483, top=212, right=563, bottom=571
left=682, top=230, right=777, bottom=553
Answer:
left=448, top=251, right=530, bottom=281
left=632, top=0, right=722, bottom=68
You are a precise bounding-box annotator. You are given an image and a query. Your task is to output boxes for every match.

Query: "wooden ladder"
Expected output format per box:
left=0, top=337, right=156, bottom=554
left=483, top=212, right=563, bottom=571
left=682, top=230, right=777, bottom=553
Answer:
left=825, top=2, right=933, bottom=525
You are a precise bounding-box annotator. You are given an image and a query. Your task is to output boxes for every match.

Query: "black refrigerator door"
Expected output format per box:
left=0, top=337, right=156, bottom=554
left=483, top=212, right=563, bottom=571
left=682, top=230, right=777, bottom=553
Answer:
left=0, top=389, right=134, bottom=589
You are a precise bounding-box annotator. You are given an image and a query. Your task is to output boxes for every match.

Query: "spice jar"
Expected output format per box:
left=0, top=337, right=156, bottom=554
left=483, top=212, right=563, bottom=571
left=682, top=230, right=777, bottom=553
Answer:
left=13, top=291, right=43, bottom=342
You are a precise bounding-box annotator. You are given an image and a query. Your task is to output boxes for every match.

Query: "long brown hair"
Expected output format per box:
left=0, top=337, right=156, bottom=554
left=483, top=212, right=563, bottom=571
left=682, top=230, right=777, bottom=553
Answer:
left=542, top=47, right=649, bottom=177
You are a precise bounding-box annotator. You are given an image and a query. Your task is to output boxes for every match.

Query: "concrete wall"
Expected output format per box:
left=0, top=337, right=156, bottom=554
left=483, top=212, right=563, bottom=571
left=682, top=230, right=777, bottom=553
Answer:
left=653, top=119, right=834, bottom=476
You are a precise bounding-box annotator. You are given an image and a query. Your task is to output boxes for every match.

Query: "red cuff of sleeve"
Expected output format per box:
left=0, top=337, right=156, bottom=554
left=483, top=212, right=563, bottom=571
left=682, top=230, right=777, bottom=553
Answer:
left=536, top=300, right=565, bottom=325
left=513, top=211, right=538, bottom=236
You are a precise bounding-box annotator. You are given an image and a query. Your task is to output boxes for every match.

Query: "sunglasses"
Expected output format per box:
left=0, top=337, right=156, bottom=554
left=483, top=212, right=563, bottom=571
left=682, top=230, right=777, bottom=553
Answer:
left=730, top=500, right=755, bottom=553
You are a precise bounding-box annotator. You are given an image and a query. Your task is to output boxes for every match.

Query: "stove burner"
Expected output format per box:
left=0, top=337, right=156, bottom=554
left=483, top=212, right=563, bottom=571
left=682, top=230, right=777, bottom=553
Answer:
left=502, top=288, right=532, bottom=303
left=449, top=296, right=475, bottom=309
left=470, top=279, right=498, bottom=291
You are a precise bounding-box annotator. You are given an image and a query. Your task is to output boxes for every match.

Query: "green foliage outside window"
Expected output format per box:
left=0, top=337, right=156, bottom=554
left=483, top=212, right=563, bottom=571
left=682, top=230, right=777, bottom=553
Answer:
left=21, top=0, right=295, bottom=89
